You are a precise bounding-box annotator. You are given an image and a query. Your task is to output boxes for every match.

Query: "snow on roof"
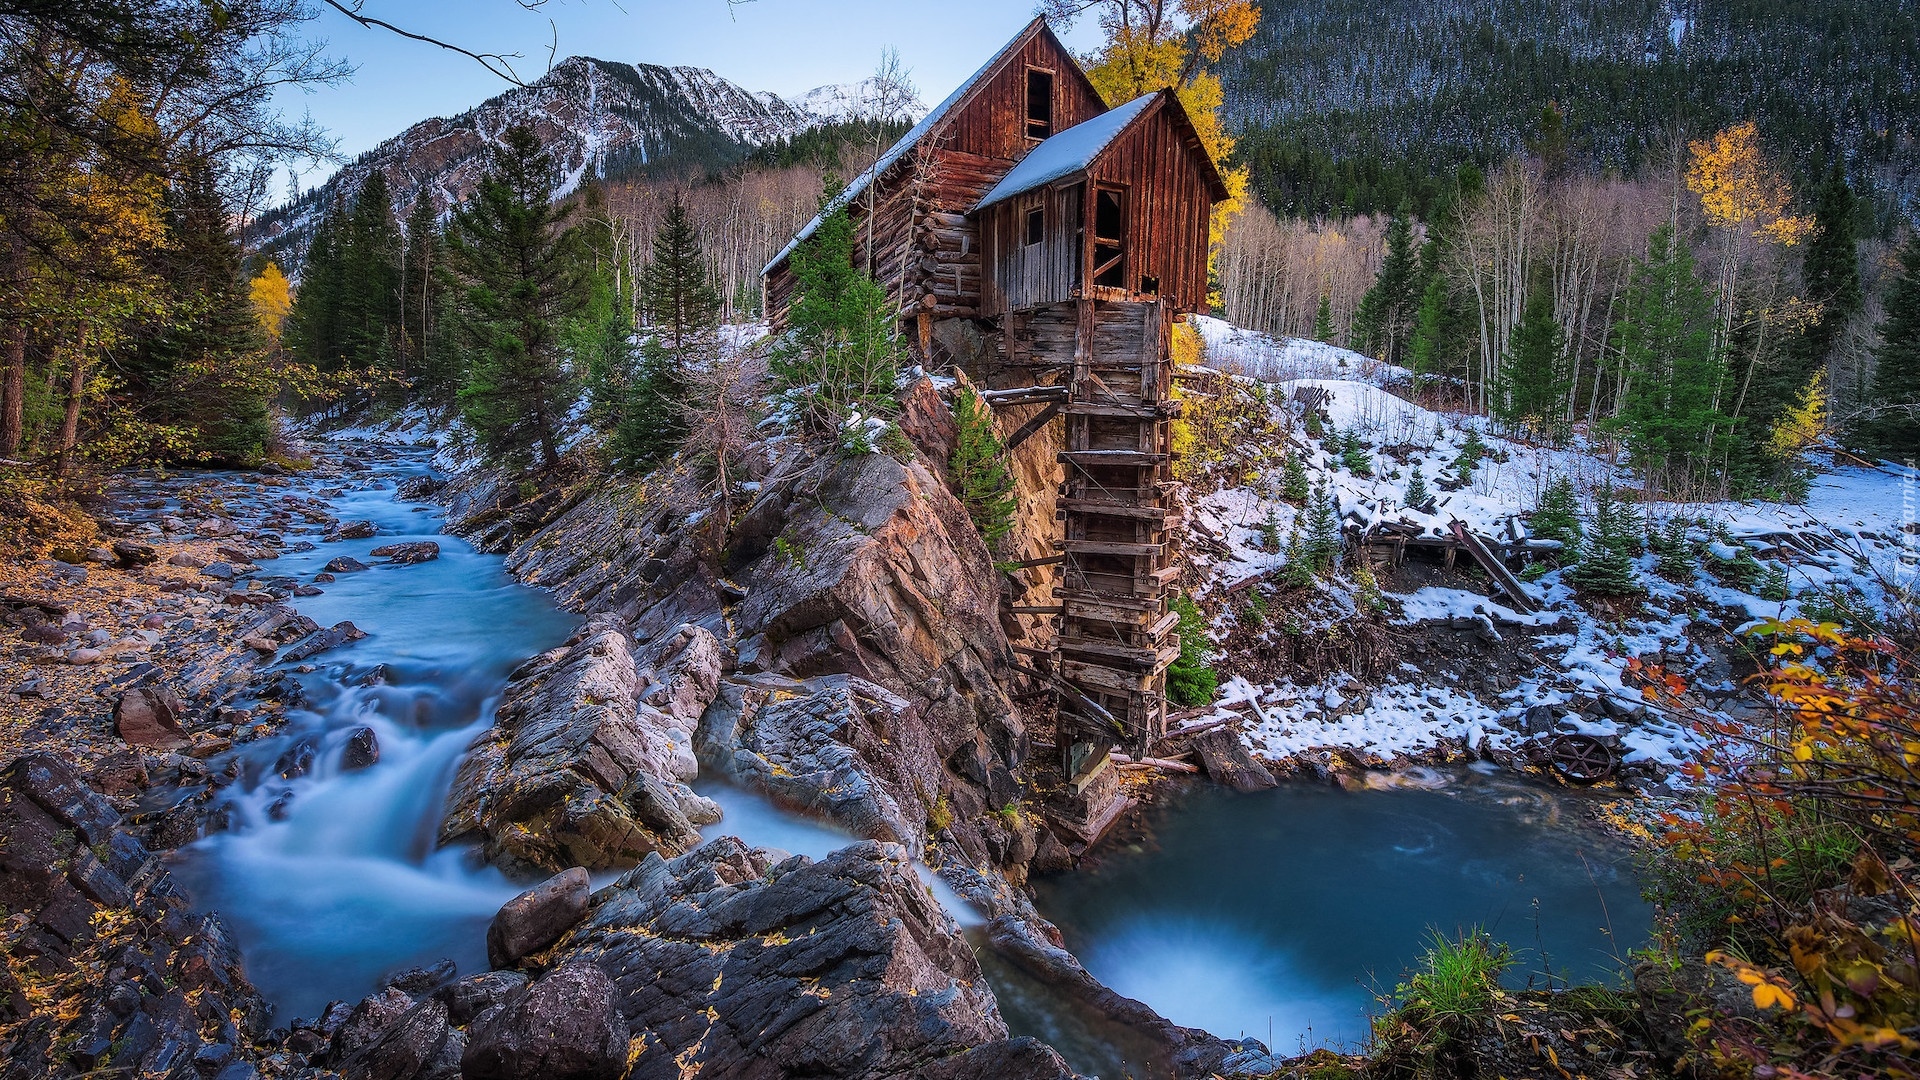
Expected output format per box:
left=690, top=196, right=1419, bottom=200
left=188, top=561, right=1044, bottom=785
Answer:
left=974, top=92, right=1159, bottom=211
left=761, top=19, right=1046, bottom=277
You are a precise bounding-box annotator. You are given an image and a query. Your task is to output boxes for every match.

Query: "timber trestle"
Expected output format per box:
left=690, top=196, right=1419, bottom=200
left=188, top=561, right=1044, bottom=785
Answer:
left=982, top=297, right=1181, bottom=838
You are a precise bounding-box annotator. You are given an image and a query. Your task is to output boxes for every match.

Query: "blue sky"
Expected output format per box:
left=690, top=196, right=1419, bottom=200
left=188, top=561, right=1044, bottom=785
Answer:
left=275, top=0, right=1104, bottom=193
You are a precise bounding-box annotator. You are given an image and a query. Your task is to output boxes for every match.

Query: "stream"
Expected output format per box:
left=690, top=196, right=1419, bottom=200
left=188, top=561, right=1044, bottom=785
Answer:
left=168, top=450, right=1651, bottom=1076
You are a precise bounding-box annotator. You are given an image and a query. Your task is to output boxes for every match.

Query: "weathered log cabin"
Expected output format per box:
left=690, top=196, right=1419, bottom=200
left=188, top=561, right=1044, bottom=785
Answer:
left=763, top=16, right=1228, bottom=839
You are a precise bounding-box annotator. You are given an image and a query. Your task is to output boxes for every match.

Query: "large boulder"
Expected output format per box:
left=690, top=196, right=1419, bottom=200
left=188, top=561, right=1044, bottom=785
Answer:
left=440, top=616, right=709, bottom=874
left=556, top=837, right=1079, bottom=1080
left=370, top=541, right=440, bottom=565
left=487, top=867, right=591, bottom=969
left=461, top=961, right=629, bottom=1080
left=114, top=683, right=190, bottom=750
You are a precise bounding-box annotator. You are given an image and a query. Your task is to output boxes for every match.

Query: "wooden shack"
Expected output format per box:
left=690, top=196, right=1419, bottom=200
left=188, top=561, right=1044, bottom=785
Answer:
left=763, top=16, right=1227, bottom=839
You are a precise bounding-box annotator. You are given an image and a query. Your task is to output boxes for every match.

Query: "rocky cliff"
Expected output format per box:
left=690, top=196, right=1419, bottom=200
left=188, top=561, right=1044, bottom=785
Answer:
left=429, top=377, right=1245, bottom=1078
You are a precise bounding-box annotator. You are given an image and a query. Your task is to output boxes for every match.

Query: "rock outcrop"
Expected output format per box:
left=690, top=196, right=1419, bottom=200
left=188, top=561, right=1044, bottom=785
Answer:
left=440, top=616, right=717, bottom=874
left=548, top=837, right=1080, bottom=1080
left=0, top=755, right=274, bottom=1077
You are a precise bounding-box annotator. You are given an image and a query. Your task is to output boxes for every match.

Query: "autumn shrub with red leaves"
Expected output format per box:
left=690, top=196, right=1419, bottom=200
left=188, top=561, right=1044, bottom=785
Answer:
left=1630, top=619, right=1919, bottom=1079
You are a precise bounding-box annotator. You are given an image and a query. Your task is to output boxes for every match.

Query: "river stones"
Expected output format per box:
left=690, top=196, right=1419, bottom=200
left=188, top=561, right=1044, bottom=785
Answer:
left=709, top=675, right=919, bottom=851
left=370, top=540, right=440, bottom=564
left=395, top=475, right=444, bottom=501
left=323, top=556, right=369, bottom=574
left=282, top=620, right=366, bottom=662
left=0, top=756, right=274, bottom=1076
left=487, top=866, right=591, bottom=969
left=343, top=726, right=380, bottom=770
left=325, top=520, right=378, bottom=542
left=462, top=961, right=628, bottom=1080
left=115, top=683, right=190, bottom=749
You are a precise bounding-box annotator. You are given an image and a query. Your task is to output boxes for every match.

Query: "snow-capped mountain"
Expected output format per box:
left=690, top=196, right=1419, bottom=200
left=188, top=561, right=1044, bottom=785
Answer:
left=786, top=76, right=927, bottom=126
left=254, top=56, right=907, bottom=266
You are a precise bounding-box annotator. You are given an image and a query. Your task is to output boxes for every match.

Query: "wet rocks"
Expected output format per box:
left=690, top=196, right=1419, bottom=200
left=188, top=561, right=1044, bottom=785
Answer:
left=0, top=755, right=273, bottom=1076
left=111, top=541, right=158, bottom=568
left=462, top=961, right=628, bottom=1080
left=548, top=838, right=1077, bottom=1080
left=396, top=475, right=445, bottom=501
left=282, top=621, right=366, bottom=663
left=440, top=616, right=709, bottom=875
left=343, top=726, right=380, bottom=770
left=323, top=556, right=370, bottom=574
left=370, top=540, right=440, bottom=565
left=114, top=683, right=191, bottom=749
left=486, top=866, right=591, bottom=969
left=326, top=520, right=378, bottom=542
left=709, top=675, right=920, bottom=850
left=274, top=733, right=323, bottom=779
left=201, top=561, right=237, bottom=581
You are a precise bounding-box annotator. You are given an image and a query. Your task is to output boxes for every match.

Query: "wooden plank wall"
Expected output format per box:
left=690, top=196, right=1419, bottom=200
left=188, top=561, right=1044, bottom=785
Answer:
left=979, top=182, right=1083, bottom=315
left=1084, top=104, right=1215, bottom=314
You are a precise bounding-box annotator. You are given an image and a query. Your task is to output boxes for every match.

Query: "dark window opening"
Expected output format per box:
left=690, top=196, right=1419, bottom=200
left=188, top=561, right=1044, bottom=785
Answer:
left=1024, top=206, right=1045, bottom=246
left=1140, top=274, right=1159, bottom=295
left=1093, top=187, right=1126, bottom=288
left=1026, top=69, right=1053, bottom=140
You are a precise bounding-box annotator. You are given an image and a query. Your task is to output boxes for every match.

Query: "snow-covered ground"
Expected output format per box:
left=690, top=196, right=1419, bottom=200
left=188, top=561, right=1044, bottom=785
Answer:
left=1181, top=321, right=1919, bottom=779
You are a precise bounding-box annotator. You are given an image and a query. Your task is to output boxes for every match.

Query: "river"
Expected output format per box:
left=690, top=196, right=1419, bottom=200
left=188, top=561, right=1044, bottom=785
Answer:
left=170, top=450, right=1650, bottom=1074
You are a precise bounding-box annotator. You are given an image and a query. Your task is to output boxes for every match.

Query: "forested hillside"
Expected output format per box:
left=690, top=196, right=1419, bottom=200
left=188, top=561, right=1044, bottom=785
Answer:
left=1220, top=0, right=1920, bottom=216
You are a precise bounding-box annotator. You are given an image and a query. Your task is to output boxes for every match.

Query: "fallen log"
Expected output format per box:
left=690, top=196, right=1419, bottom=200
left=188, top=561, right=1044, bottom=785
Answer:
left=1111, top=753, right=1199, bottom=774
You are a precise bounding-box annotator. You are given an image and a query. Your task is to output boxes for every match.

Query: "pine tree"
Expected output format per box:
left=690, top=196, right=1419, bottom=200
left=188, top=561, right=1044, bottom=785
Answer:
left=1339, top=428, right=1372, bottom=475
left=1849, top=234, right=1920, bottom=459
left=1404, top=463, right=1429, bottom=508
left=285, top=197, right=347, bottom=373
left=445, top=125, right=586, bottom=471
left=123, top=159, right=273, bottom=462
left=1796, top=162, right=1863, bottom=376
left=1528, top=476, right=1580, bottom=548
left=949, top=387, right=1016, bottom=546
left=1650, top=516, right=1694, bottom=581
left=1166, top=593, right=1219, bottom=707
left=1305, top=484, right=1341, bottom=573
left=400, top=193, right=451, bottom=397
left=1353, top=207, right=1420, bottom=364
left=1281, top=520, right=1315, bottom=588
left=1312, top=293, right=1335, bottom=343
left=640, top=192, right=721, bottom=352
left=1609, top=223, right=1729, bottom=496
left=1454, top=427, right=1486, bottom=481
left=1568, top=484, right=1642, bottom=596
left=1281, top=450, right=1310, bottom=503
left=1407, top=274, right=1446, bottom=386
left=1493, top=285, right=1568, bottom=442
left=340, top=170, right=402, bottom=378
left=774, top=192, right=903, bottom=432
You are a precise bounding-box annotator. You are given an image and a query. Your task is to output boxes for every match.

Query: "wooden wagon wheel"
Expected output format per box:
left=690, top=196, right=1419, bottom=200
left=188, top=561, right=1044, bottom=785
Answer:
left=1549, top=734, right=1619, bottom=785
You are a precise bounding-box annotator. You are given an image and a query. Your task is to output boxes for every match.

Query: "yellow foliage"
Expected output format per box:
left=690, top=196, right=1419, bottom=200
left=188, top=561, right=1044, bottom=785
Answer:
left=1685, top=121, right=1815, bottom=246
left=1076, top=0, right=1259, bottom=307
left=1766, top=370, right=1828, bottom=459
left=250, top=262, right=293, bottom=344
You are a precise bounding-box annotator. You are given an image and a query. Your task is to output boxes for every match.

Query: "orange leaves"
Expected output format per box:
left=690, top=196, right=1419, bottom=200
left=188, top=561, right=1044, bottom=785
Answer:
left=1686, top=121, right=1815, bottom=245
left=1710, top=951, right=1800, bottom=1011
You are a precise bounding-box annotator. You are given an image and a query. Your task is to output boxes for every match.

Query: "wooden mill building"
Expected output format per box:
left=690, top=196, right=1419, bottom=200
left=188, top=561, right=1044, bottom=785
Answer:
left=763, top=16, right=1228, bottom=836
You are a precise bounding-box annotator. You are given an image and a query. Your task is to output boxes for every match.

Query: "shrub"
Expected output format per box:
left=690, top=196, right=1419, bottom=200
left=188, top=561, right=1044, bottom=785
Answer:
left=1166, top=593, right=1219, bottom=707
left=1528, top=475, right=1580, bottom=549
left=948, top=387, right=1016, bottom=547
left=1373, top=929, right=1513, bottom=1078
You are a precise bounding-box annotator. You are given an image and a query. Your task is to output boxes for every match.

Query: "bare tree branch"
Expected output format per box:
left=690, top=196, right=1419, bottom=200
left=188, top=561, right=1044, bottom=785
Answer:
left=318, top=0, right=557, bottom=85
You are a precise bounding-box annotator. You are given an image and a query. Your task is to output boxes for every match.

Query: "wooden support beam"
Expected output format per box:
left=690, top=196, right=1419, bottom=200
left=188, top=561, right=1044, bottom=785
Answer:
left=1009, top=605, right=1065, bottom=615
left=1058, top=450, right=1169, bottom=467
left=1002, top=553, right=1067, bottom=570
left=1059, top=539, right=1163, bottom=557
left=1004, top=401, right=1063, bottom=451
left=1447, top=520, right=1539, bottom=614
left=982, top=385, right=1069, bottom=408
left=1058, top=499, right=1172, bottom=521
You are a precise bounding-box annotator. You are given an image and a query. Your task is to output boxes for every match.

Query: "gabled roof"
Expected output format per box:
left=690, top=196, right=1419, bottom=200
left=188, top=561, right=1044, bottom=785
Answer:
left=975, top=88, right=1232, bottom=211
left=762, top=16, right=1095, bottom=277
left=975, top=92, right=1158, bottom=210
